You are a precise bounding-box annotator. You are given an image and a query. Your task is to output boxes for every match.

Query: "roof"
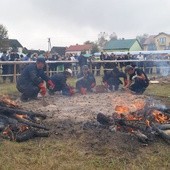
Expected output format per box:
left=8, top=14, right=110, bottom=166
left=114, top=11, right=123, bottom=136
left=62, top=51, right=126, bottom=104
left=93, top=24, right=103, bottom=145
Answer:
left=51, top=46, right=66, bottom=56
left=143, top=35, right=155, bottom=45
left=9, top=39, right=23, bottom=48
left=66, top=44, right=92, bottom=52
left=103, top=39, right=138, bottom=50
left=154, top=32, right=170, bottom=38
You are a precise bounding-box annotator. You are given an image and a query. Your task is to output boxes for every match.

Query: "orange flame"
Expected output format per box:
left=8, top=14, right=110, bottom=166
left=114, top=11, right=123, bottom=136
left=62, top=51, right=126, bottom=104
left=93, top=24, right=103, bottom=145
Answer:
left=15, top=114, right=28, bottom=119
left=132, top=101, right=145, bottom=110
left=151, top=110, right=169, bottom=124
left=126, top=115, right=142, bottom=121
left=19, top=125, right=29, bottom=132
left=146, top=120, right=150, bottom=127
left=115, top=105, right=130, bottom=114
left=0, top=95, right=19, bottom=108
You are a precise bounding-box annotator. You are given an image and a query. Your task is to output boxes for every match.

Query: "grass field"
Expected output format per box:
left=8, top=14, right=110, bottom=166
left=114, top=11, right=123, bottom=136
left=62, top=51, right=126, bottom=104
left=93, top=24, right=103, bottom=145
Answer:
left=0, top=81, right=170, bottom=170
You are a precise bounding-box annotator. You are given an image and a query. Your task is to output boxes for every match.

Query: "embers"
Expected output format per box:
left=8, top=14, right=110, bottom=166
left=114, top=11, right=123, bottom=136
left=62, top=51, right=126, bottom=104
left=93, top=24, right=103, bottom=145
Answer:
left=97, top=102, right=170, bottom=144
left=0, top=96, right=49, bottom=142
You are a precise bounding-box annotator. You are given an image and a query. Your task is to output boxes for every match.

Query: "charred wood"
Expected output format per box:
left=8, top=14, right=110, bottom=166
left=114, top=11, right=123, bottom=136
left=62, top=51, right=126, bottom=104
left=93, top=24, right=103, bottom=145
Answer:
left=157, top=124, right=170, bottom=130
left=14, top=117, right=49, bottom=131
left=132, top=130, right=149, bottom=143
left=0, top=106, right=47, bottom=119
left=152, top=123, right=170, bottom=144
left=16, top=129, right=49, bottom=142
left=97, top=113, right=114, bottom=126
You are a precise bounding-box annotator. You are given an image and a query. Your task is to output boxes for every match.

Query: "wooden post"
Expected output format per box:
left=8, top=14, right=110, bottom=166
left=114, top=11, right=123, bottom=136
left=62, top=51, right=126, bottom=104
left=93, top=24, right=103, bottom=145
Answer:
left=13, top=63, right=17, bottom=83
left=46, top=63, right=50, bottom=77
left=89, top=60, right=92, bottom=73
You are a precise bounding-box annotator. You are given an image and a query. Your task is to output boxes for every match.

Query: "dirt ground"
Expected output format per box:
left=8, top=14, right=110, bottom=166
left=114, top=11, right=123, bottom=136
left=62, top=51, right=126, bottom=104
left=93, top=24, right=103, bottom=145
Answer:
left=15, top=91, right=169, bottom=156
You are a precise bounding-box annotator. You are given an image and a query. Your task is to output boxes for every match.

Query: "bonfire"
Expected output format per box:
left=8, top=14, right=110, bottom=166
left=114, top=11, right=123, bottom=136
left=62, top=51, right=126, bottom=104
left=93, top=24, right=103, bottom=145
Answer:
left=97, top=97, right=170, bottom=144
left=0, top=96, right=49, bottom=142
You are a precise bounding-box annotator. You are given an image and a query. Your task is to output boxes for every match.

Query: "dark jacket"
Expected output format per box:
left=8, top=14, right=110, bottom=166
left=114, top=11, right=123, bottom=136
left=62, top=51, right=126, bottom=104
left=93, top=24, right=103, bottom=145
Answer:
left=50, top=73, right=68, bottom=91
left=76, top=71, right=96, bottom=90
left=129, top=68, right=149, bottom=87
left=103, top=67, right=127, bottom=85
left=78, top=55, right=88, bottom=67
left=17, top=63, right=49, bottom=87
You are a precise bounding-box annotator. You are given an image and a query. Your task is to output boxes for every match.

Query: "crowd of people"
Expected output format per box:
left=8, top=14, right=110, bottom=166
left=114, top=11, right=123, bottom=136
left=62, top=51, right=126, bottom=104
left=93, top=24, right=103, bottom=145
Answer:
left=0, top=50, right=170, bottom=84
left=14, top=55, right=150, bottom=102
left=90, top=52, right=170, bottom=76
left=1, top=52, right=170, bottom=97
left=1, top=49, right=170, bottom=101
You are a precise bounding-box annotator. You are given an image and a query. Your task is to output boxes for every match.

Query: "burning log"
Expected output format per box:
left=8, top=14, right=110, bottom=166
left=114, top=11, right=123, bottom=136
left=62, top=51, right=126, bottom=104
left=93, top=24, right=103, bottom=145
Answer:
left=0, top=106, right=47, bottom=120
left=157, top=124, right=170, bottom=130
left=97, top=102, right=170, bottom=144
left=14, top=116, right=49, bottom=130
left=152, top=123, right=170, bottom=144
left=0, top=96, right=19, bottom=108
left=157, top=108, right=170, bottom=115
left=132, top=130, right=149, bottom=143
left=0, top=96, right=50, bottom=142
left=97, top=112, right=114, bottom=126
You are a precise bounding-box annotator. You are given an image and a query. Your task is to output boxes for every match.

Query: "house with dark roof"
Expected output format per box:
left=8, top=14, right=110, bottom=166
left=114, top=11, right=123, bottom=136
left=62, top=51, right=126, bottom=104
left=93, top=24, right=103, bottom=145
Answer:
left=103, top=39, right=142, bottom=52
left=0, top=38, right=23, bottom=52
left=9, top=39, right=23, bottom=52
left=51, top=46, right=66, bottom=56
left=66, top=44, right=93, bottom=55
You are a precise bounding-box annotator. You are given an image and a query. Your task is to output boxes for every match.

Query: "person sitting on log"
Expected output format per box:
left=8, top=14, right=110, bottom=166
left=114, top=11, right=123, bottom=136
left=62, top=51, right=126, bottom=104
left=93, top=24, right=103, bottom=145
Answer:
left=48, top=69, right=74, bottom=96
left=16, top=57, right=55, bottom=102
left=76, top=65, right=96, bottom=94
left=124, top=65, right=149, bottom=94
left=103, top=66, right=128, bottom=91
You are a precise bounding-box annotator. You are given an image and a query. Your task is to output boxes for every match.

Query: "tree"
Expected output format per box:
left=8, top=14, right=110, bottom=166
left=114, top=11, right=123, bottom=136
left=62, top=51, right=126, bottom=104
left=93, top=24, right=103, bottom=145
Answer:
left=84, top=40, right=99, bottom=54
left=109, top=32, right=118, bottom=40
left=97, top=32, right=108, bottom=50
left=84, top=40, right=92, bottom=45
left=0, top=24, right=8, bottom=51
left=0, top=24, right=8, bottom=39
left=83, top=40, right=99, bottom=54
left=136, top=33, right=149, bottom=46
left=91, top=43, right=99, bottom=54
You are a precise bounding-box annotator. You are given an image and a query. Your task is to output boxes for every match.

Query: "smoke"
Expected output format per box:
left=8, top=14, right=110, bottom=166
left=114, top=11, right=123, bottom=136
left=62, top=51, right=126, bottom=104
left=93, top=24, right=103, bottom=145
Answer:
left=160, top=61, right=170, bottom=77
left=147, top=97, right=167, bottom=110
left=154, top=60, right=170, bottom=77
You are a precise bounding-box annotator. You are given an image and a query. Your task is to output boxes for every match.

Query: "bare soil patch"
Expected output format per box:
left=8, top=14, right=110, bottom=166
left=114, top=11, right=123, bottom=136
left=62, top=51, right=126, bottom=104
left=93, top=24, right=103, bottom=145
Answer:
left=17, top=92, right=169, bottom=155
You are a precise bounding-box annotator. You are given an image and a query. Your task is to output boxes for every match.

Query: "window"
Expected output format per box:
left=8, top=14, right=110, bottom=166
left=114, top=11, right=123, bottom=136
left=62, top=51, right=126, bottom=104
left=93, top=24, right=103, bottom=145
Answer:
left=159, top=37, right=166, bottom=44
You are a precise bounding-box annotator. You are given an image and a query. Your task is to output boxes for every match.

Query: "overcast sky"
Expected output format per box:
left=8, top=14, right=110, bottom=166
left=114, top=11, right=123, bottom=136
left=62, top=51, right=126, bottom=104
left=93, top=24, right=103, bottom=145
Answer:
left=0, top=0, right=170, bottom=50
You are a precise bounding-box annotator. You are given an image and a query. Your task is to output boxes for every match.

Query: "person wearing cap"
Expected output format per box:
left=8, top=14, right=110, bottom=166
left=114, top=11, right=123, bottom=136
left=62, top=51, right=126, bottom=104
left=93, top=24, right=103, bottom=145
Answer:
left=76, top=65, right=96, bottom=94
left=103, top=67, right=128, bottom=91
left=16, top=57, right=55, bottom=102
left=124, top=65, right=149, bottom=94
left=48, top=69, right=74, bottom=96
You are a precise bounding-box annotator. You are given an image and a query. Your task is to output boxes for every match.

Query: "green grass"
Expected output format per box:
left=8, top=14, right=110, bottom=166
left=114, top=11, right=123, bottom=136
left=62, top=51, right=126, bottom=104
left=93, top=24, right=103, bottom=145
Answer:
left=0, top=81, right=170, bottom=170
left=145, top=83, right=170, bottom=98
left=0, top=83, right=18, bottom=95
left=0, top=139, right=169, bottom=170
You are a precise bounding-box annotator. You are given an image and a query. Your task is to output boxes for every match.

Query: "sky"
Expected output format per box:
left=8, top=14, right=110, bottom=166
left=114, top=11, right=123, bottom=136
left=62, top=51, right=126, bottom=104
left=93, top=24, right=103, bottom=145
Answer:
left=0, top=0, right=170, bottom=50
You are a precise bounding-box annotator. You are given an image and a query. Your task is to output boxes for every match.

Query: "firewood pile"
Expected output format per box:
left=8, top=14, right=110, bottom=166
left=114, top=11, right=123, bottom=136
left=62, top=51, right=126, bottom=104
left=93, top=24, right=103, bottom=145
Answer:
left=0, top=96, right=49, bottom=142
left=97, top=99, right=170, bottom=144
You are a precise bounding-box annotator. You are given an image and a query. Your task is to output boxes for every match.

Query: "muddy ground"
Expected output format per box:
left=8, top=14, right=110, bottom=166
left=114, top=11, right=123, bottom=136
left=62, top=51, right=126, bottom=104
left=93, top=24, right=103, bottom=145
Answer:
left=15, top=92, right=169, bottom=156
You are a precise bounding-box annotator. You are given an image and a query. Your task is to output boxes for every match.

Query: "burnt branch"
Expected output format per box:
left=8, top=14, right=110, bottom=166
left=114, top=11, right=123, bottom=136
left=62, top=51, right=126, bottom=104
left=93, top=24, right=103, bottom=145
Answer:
left=0, top=106, right=47, bottom=119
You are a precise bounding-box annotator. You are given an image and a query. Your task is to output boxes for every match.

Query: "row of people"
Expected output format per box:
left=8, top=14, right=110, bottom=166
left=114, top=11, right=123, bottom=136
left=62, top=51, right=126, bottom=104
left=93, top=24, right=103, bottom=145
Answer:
left=1, top=50, right=169, bottom=84
left=16, top=57, right=149, bottom=102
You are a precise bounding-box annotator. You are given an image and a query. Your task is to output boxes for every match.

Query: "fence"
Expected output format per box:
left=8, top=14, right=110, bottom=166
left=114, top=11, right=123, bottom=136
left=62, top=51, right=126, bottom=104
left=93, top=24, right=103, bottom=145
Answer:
left=0, top=59, right=170, bottom=83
